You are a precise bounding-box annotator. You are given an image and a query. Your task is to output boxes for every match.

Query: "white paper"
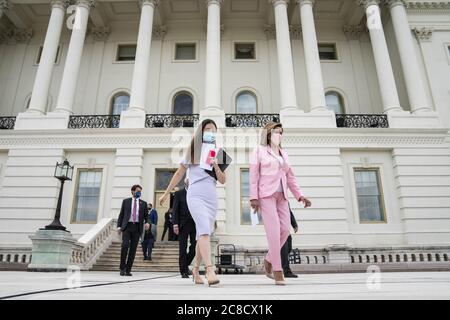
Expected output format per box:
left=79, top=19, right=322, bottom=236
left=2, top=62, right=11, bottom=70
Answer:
left=250, top=207, right=259, bottom=226
left=199, top=143, right=217, bottom=171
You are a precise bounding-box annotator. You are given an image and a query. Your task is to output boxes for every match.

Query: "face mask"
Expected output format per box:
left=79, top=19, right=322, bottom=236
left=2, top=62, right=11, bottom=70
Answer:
left=203, top=131, right=216, bottom=144
left=135, top=191, right=141, bottom=198
left=270, top=132, right=281, bottom=146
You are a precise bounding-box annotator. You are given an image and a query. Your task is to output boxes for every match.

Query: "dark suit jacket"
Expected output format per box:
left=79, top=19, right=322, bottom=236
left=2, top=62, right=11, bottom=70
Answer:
left=172, top=188, right=194, bottom=228
left=117, top=197, right=149, bottom=235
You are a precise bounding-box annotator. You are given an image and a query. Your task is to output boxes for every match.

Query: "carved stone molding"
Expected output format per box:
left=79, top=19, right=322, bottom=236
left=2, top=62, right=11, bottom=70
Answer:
left=405, top=1, right=450, bottom=10
left=412, top=27, right=433, bottom=41
left=90, top=26, right=110, bottom=41
left=264, top=24, right=276, bottom=40
left=12, top=28, right=33, bottom=44
left=0, top=131, right=447, bottom=149
left=140, top=0, right=161, bottom=8
left=343, top=24, right=366, bottom=40
left=289, top=24, right=302, bottom=39
left=152, top=25, right=167, bottom=40
left=0, top=28, right=12, bottom=44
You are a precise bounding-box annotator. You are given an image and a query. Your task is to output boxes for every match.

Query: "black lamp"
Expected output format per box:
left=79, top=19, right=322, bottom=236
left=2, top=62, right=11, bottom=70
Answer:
left=44, top=160, right=74, bottom=231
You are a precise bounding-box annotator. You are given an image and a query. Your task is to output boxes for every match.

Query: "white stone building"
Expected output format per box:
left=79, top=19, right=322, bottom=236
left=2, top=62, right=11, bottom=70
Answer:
left=0, top=0, right=449, bottom=271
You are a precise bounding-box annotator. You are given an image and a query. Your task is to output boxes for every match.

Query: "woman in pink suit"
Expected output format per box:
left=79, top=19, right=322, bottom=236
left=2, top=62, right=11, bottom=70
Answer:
left=250, top=122, right=311, bottom=285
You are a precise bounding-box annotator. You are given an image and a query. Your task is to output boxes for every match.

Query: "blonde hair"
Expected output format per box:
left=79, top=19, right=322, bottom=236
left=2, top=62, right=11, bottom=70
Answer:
left=260, top=122, right=283, bottom=147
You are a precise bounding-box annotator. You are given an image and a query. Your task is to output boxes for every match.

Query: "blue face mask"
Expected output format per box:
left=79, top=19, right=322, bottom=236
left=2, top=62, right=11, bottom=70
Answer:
left=135, top=191, right=141, bottom=198
left=203, top=131, right=216, bottom=144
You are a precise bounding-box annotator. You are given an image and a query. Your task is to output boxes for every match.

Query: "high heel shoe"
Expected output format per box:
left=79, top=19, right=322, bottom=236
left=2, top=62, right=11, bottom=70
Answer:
left=264, top=259, right=274, bottom=280
left=273, top=271, right=286, bottom=286
left=192, top=266, right=204, bottom=285
left=205, top=265, right=220, bottom=287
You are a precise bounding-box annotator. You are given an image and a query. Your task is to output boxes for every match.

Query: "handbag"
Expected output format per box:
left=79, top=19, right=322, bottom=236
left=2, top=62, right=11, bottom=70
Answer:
left=204, top=148, right=232, bottom=180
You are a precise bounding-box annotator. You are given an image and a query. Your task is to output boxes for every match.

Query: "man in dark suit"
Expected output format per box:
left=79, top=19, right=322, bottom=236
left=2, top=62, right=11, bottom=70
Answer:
left=117, top=184, right=149, bottom=276
left=172, top=179, right=196, bottom=278
left=281, top=205, right=299, bottom=278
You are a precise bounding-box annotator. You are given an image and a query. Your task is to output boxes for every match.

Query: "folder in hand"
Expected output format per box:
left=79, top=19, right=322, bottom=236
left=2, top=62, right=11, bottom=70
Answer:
left=204, top=148, right=232, bottom=180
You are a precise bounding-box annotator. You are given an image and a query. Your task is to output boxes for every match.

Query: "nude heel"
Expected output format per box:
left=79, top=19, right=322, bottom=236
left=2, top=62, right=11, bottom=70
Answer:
left=205, top=265, right=220, bottom=286
left=192, top=266, right=204, bottom=285
left=273, top=271, right=286, bottom=286
left=264, top=259, right=274, bottom=280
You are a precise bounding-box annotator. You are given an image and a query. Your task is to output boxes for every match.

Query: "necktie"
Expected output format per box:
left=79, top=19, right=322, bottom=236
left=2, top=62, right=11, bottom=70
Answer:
left=132, top=199, right=137, bottom=223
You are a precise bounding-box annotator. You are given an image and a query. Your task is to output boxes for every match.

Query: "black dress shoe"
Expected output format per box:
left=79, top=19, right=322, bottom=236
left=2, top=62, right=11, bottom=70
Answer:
left=181, top=273, right=190, bottom=278
left=120, top=270, right=125, bottom=276
left=125, top=272, right=133, bottom=276
left=284, top=271, right=298, bottom=278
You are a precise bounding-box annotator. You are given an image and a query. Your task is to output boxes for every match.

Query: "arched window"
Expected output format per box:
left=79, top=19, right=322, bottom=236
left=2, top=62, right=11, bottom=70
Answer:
left=325, top=91, right=345, bottom=114
left=236, top=91, right=257, bottom=113
left=111, top=93, right=130, bottom=115
left=173, top=91, right=193, bottom=115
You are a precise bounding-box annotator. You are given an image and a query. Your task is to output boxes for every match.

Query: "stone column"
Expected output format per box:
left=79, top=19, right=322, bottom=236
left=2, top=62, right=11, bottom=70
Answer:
left=120, top=0, right=159, bottom=128
left=129, top=0, right=158, bottom=112
left=385, top=0, right=431, bottom=114
left=54, top=0, right=94, bottom=114
left=358, top=0, right=403, bottom=113
left=201, top=0, right=225, bottom=127
left=0, top=0, right=9, bottom=18
left=28, top=0, right=68, bottom=115
left=297, top=0, right=327, bottom=112
left=271, top=0, right=299, bottom=112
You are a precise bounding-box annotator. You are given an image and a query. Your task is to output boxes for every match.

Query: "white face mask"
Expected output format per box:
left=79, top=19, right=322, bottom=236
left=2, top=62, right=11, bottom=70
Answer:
left=270, top=132, right=282, bottom=146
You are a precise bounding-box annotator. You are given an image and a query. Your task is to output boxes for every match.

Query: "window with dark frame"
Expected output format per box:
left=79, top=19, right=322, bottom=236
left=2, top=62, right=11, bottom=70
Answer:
left=354, top=168, right=386, bottom=223
left=318, top=43, right=338, bottom=60
left=240, top=168, right=262, bottom=225
left=175, top=43, right=196, bottom=60
left=234, top=42, right=256, bottom=60
left=71, top=169, right=102, bottom=224
left=116, top=44, right=137, bottom=61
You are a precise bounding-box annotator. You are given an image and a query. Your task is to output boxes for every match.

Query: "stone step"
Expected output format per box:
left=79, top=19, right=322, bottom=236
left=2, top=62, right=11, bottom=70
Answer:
left=99, top=254, right=178, bottom=261
left=96, top=260, right=178, bottom=265
left=91, top=266, right=180, bottom=272
left=91, top=241, right=180, bottom=272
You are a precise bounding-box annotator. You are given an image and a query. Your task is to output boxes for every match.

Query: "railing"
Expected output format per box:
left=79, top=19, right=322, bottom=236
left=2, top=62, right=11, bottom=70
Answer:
left=0, top=117, right=16, bottom=130
left=349, top=247, right=450, bottom=264
left=70, top=218, right=118, bottom=270
left=0, top=247, right=32, bottom=269
left=68, top=115, right=121, bottom=129
left=145, top=114, right=200, bottom=128
left=335, top=114, right=389, bottom=128
left=225, top=114, right=280, bottom=127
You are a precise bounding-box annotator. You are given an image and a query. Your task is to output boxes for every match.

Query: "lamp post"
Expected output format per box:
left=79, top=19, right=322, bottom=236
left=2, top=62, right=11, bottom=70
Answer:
left=44, top=159, right=74, bottom=231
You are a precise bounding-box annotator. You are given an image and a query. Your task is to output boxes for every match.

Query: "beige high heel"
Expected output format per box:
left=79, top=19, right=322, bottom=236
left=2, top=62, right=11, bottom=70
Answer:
left=273, top=271, right=286, bottom=286
left=205, top=265, right=220, bottom=286
left=192, top=266, right=205, bottom=285
left=264, top=259, right=274, bottom=280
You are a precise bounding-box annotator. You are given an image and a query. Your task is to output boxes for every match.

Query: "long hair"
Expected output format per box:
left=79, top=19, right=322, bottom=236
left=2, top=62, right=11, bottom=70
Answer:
left=260, top=122, right=283, bottom=148
left=185, top=119, right=217, bottom=164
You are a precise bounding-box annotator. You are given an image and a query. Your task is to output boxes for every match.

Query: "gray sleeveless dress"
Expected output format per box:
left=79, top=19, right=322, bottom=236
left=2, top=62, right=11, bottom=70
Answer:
left=180, top=157, right=218, bottom=240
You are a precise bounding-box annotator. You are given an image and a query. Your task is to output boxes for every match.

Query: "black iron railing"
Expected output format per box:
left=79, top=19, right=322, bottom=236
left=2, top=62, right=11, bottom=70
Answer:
left=225, top=114, right=280, bottom=127
left=335, top=114, right=389, bottom=128
left=0, top=117, right=16, bottom=130
left=145, top=114, right=199, bottom=128
left=68, top=115, right=121, bottom=129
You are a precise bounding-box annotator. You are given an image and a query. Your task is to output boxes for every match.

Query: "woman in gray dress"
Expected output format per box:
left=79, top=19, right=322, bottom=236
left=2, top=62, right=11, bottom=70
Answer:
left=159, top=119, right=226, bottom=286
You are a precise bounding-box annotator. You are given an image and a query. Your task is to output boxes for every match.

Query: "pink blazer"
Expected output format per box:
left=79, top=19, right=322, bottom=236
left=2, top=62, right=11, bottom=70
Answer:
left=249, top=145, right=303, bottom=201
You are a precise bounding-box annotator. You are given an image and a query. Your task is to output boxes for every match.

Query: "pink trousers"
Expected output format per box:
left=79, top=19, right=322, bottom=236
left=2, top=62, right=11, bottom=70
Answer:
left=259, top=191, right=291, bottom=271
